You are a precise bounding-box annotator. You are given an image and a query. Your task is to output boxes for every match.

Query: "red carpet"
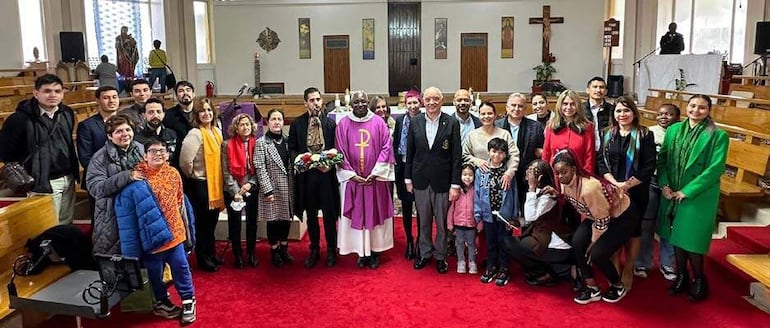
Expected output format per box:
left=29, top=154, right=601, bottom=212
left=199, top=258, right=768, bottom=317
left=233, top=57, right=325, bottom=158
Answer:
left=47, top=219, right=769, bottom=327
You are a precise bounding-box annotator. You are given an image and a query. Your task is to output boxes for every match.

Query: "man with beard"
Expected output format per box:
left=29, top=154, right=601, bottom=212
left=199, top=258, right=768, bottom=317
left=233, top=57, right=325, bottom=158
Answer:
left=584, top=76, right=613, bottom=163
left=163, top=81, right=196, bottom=152
left=77, top=85, right=120, bottom=219
left=453, top=89, right=481, bottom=143
left=135, top=98, right=179, bottom=168
left=119, top=79, right=152, bottom=133
left=335, top=91, right=395, bottom=269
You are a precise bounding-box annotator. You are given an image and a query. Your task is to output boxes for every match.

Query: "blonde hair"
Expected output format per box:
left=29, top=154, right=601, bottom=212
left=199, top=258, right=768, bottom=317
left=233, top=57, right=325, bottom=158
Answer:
left=546, top=90, right=589, bottom=133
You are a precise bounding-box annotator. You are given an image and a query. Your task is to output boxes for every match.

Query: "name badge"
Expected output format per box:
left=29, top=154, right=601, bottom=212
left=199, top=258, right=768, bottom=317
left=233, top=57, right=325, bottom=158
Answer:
left=442, top=139, right=449, bottom=150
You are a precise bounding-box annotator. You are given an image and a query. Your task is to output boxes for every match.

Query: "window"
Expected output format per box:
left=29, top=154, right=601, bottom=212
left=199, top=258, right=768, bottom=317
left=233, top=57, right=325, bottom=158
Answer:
left=658, top=0, right=747, bottom=63
left=84, top=0, right=165, bottom=74
left=194, top=1, right=211, bottom=64
left=18, top=0, right=46, bottom=62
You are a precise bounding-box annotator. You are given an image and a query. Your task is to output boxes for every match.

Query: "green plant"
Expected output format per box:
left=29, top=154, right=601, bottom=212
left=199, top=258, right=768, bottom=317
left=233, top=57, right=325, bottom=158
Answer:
left=533, top=62, right=556, bottom=85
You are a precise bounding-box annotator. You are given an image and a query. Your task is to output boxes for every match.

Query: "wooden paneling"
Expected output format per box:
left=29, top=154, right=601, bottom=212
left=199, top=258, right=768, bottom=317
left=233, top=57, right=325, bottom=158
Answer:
left=388, top=2, right=421, bottom=96
left=323, top=35, right=350, bottom=94
left=460, top=33, right=488, bottom=92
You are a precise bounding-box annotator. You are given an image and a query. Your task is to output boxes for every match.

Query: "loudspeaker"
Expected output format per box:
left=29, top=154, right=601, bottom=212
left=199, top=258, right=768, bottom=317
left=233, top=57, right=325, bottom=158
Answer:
left=59, top=32, right=85, bottom=63
left=754, top=22, right=770, bottom=55
left=607, top=75, right=624, bottom=98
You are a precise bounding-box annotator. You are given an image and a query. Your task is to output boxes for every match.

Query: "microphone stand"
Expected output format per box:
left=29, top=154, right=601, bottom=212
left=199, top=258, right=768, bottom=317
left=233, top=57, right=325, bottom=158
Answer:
left=634, top=47, right=660, bottom=67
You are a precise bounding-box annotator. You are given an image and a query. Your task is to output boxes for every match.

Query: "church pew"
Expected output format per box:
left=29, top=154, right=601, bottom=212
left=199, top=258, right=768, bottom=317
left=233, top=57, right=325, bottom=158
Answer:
left=730, top=75, right=770, bottom=103
left=646, top=89, right=770, bottom=134
left=0, top=196, right=72, bottom=323
left=639, top=108, right=770, bottom=221
left=726, top=254, right=770, bottom=313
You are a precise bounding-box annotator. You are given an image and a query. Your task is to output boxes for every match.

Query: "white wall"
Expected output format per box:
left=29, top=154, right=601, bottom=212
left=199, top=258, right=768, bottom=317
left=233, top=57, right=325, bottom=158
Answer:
left=421, top=0, right=606, bottom=93
left=213, top=0, right=605, bottom=95
left=213, top=2, right=389, bottom=95
left=0, top=1, right=24, bottom=72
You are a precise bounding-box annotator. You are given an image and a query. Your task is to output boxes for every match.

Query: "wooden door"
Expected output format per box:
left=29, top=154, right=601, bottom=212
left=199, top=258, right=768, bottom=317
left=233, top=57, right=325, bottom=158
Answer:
left=460, top=33, right=488, bottom=92
left=388, top=2, right=421, bottom=96
left=323, top=35, right=350, bottom=93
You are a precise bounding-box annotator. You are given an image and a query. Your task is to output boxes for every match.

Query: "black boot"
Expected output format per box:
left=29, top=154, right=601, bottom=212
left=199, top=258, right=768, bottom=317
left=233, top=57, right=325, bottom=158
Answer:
left=369, top=253, right=380, bottom=270
left=233, top=253, right=244, bottom=269
left=279, top=244, right=294, bottom=263
left=688, top=276, right=709, bottom=302
left=305, top=249, right=320, bottom=269
left=668, top=272, right=690, bottom=295
left=405, top=241, right=415, bottom=260
left=271, top=247, right=283, bottom=267
left=247, top=251, right=258, bottom=267
left=326, top=250, right=337, bottom=267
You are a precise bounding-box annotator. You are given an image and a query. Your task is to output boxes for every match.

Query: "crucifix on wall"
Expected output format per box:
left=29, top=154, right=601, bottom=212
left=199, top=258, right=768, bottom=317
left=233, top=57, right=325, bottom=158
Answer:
left=529, top=5, right=564, bottom=63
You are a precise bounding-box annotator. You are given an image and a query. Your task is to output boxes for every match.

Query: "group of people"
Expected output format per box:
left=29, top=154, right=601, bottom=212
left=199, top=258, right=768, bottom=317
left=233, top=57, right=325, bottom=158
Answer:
left=0, top=73, right=728, bottom=325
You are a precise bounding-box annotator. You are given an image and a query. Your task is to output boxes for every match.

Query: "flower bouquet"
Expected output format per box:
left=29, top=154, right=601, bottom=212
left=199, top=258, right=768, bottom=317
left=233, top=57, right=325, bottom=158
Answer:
left=294, top=148, right=344, bottom=173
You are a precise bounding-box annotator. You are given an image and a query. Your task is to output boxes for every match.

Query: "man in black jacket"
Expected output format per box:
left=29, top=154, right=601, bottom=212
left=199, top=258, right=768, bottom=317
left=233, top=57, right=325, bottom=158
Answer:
left=162, top=81, right=195, bottom=167
left=118, top=79, right=151, bottom=133
left=584, top=76, right=613, bottom=173
left=0, top=74, right=79, bottom=224
left=135, top=98, right=179, bottom=168
left=660, top=22, right=685, bottom=55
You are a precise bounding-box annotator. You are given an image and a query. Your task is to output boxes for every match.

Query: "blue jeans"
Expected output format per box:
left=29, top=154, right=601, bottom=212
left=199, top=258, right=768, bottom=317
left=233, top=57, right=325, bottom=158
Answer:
left=483, top=221, right=510, bottom=269
left=636, top=183, right=675, bottom=269
left=144, top=243, right=194, bottom=301
left=147, top=68, right=167, bottom=92
left=454, top=228, right=477, bottom=264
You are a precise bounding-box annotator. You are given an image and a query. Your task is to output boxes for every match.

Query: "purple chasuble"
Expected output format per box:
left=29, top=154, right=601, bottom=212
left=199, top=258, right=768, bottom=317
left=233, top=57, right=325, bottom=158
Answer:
left=336, top=113, right=395, bottom=230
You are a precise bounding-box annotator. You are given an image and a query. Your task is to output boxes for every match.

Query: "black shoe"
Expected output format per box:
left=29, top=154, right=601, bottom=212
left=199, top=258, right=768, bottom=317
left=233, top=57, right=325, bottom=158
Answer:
left=413, top=257, right=429, bottom=270
left=247, top=252, right=258, bottom=267
left=437, top=260, right=449, bottom=274
left=199, top=258, right=218, bottom=272
left=405, top=241, right=415, bottom=260
left=212, top=255, right=225, bottom=265
left=525, top=273, right=557, bottom=287
left=279, top=245, right=294, bottom=263
left=494, top=268, right=510, bottom=287
left=369, top=254, right=380, bottom=270
left=602, top=283, right=627, bottom=303
left=480, top=266, right=498, bottom=284
left=233, top=255, right=244, bottom=269
left=305, top=249, right=320, bottom=269
left=573, top=285, right=602, bottom=305
left=271, top=248, right=283, bottom=267
left=668, top=272, right=690, bottom=295
left=357, top=256, right=369, bottom=268
left=688, top=276, right=709, bottom=302
left=326, top=251, right=337, bottom=267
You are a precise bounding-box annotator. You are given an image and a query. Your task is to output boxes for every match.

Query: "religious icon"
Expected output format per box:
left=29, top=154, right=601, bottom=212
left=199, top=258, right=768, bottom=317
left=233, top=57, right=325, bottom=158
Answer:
left=115, top=26, right=139, bottom=78
left=362, top=18, right=375, bottom=60
left=257, top=27, right=281, bottom=52
left=501, top=17, right=514, bottom=58
left=299, top=18, right=311, bottom=59
left=435, top=18, right=447, bottom=60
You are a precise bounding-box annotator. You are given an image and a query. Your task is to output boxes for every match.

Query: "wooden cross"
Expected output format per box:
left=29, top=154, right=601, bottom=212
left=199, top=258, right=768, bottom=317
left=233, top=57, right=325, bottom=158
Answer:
left=529, top=5, right=564, bottom=63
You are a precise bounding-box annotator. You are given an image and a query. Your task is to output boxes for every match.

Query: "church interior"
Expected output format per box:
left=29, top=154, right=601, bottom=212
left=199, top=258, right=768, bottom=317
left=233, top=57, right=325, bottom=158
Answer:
left=1, top=0, right=770, bottom=327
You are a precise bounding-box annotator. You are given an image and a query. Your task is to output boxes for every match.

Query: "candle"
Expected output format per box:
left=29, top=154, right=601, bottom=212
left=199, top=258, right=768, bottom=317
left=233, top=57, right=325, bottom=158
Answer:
left=344, top=94, right=351, bottom=106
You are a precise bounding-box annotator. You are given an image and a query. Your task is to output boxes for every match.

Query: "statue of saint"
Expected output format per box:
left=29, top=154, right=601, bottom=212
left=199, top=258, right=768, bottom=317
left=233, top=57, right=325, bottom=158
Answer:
left=115, top=26, right=139, bottom=78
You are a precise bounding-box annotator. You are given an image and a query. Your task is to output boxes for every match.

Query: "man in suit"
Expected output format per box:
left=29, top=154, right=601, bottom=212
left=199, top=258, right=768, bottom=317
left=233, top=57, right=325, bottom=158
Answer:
left=288, top=87, right=340, bottom=268
left=406, top=86, right=462, bottom=274
left=393, top=90, right=422, bottom=260
left=77, top=85, right=119, bottom=220
left=453, top=89, right=481, bottom=143
left=495, top=93, right=545, bottom=212
left=660, top=22, right=685, bottom=55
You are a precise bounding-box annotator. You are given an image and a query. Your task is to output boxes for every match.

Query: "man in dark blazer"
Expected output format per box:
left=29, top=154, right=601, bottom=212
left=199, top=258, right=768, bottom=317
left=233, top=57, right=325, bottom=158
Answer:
left=452, top=88, right=482, bottom=143
left=77, top=85, right=119, bottom=219
left=405, top=86, right=461, bottom=274
left=163, top=81, right=196, bottom=156
left=288, top=87, right=340, bottom=269
left=495, top=93, right=545, bottom=212
left=584, top=77, right=613, bottom=161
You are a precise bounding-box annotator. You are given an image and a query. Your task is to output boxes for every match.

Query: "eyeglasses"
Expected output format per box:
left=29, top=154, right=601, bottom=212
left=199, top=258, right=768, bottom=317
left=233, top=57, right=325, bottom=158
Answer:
left=147, top=148, right=168, bottom=155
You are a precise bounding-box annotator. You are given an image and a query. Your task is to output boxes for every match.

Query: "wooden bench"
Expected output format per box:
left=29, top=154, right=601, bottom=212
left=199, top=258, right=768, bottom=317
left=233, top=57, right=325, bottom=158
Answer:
left=726, top=254, right=770, bottom=313
left=0, top=196, right=71, bottom=324
left=730, top=75, right=770, bottom=103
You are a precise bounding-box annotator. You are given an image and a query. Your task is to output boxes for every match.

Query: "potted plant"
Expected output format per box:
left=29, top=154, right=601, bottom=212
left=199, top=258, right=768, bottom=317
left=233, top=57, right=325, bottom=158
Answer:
left=532, top=62, right=556, bottom=94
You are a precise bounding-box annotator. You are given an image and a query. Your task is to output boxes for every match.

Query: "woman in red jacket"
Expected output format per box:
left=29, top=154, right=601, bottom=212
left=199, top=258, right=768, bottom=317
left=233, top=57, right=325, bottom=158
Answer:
left=542, top=90, right=595, bottom=173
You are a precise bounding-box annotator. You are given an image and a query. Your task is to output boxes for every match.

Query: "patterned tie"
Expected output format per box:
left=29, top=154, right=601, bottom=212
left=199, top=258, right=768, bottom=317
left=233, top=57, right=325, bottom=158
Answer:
left=399, top=115, right=410, bottom=156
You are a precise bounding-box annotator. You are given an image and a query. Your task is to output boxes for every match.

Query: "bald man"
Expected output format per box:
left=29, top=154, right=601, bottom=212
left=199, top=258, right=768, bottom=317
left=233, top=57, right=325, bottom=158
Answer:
left=453, top=89, right=481, bottom=143
left=405, top=86, right=462, bottom=274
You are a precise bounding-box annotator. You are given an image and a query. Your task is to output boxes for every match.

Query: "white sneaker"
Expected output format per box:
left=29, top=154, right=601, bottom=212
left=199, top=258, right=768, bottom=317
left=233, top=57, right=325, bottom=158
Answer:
left=660, top=265, right=677, bottom=281
left=468, top=261, right=478, bottom=274
left=457, top=260, right=467, bottom=274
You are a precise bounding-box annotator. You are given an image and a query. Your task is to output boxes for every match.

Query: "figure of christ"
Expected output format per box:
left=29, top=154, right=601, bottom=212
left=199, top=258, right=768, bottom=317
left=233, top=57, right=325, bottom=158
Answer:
left=529, top=5, right=564, bottom=63
left=335, top=91, right=395, bottom=268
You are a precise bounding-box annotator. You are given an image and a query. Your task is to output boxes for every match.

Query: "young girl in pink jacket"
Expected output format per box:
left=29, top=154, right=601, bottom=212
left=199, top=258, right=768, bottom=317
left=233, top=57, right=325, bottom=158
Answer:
left=448, top=164, right=483, bottom=274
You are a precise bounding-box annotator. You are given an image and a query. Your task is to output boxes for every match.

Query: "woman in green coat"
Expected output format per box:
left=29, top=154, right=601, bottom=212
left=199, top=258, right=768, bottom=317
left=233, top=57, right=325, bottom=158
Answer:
left=657, top=94, right=728, bottom=302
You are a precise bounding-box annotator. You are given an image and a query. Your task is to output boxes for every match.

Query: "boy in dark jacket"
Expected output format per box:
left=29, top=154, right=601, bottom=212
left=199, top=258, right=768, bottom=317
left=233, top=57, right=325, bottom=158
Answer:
left=115, top=139, right=197, bottom=325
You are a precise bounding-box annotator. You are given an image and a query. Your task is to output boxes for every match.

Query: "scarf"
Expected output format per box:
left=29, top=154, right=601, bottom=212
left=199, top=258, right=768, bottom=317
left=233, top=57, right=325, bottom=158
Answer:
left=601, top=127, right=641, bottom=181
left=201, top=127, right=224, bottom=209
left=136, top=161, right=186, bottom=253
left=664, top=118, right=711, bottom=224
left=226, top=135, right=256, bottom=182
left=306, top=115, right=325, bottom=153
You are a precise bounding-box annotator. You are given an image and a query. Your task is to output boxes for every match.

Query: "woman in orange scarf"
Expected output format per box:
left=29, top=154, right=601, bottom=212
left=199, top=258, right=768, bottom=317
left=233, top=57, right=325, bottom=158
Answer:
left=180, top=98, right=224, bottom=272
left=222, top=113, right=259, bottom=268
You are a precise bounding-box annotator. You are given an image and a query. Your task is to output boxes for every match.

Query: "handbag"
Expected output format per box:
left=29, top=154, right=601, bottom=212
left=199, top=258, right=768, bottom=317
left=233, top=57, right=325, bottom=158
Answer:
left=151, top=50, right=176, bottom=90
left=0, top=162, right=35, bottom=194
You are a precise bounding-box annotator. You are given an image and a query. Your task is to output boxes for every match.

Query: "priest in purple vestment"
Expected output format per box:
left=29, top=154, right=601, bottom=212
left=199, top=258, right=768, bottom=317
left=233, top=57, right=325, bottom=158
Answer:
left=335, top=91, right=395, bottom=269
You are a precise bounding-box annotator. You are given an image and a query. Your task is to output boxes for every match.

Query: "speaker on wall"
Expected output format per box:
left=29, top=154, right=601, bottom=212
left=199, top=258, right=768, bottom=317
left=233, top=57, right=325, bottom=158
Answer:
left=754, top=22, right=770, bottom=55
left=607, top=75, right=624, bottom=98
left=59, top=32, right=85, bottom=63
